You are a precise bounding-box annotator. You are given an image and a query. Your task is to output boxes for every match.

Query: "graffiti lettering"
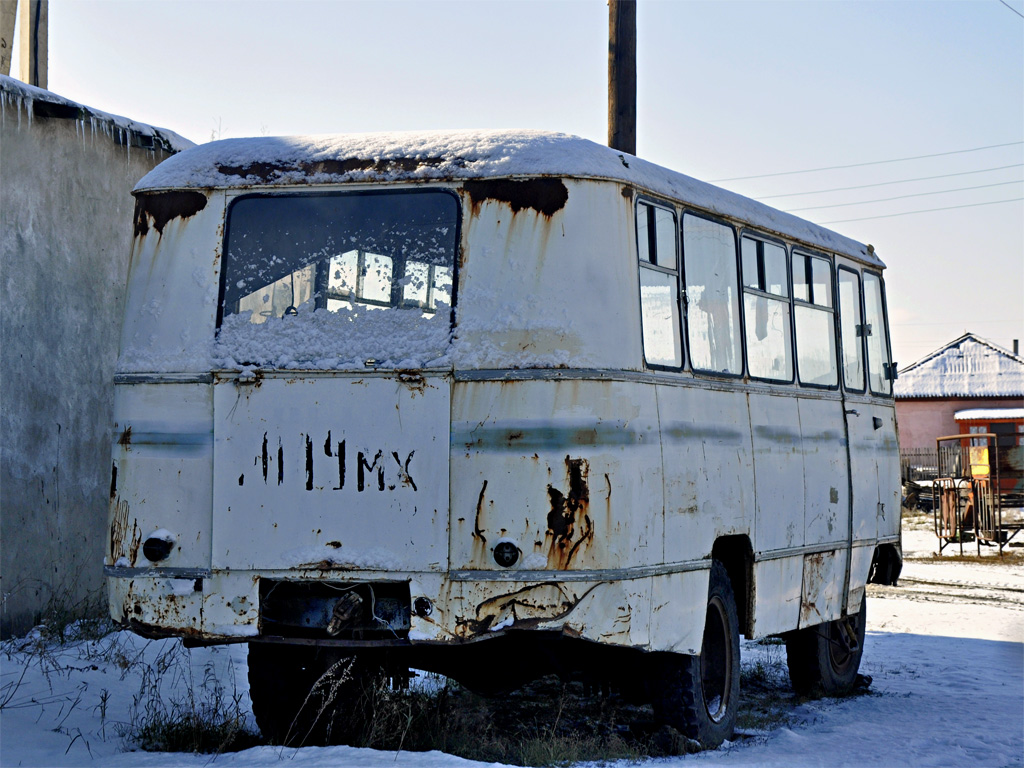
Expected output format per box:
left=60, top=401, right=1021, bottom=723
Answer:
left=253, top=435, right=416, bottom=493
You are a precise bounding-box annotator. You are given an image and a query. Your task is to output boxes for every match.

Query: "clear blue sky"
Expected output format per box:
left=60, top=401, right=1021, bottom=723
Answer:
left=16, top=0, right=1024, bottom=366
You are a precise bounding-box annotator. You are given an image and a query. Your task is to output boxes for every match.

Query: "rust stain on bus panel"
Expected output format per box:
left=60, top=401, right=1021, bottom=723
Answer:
left=109, top=497, right=135, bottom=563
left=134, top=191, right=208, bottom=237
left=454, top=582, right=587, bottom=638
left=214, top=156, right=459, bottom=183
left=473, top=481, right=489, bottom=547
left=463, top=178, right=568, bottom=217
left=800, top=552, right=831, bottom=627
left=546, top=456, right=595, bottom=569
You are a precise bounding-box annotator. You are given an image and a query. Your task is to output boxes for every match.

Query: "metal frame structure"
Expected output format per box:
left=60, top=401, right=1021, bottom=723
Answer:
left=932, top=433, right=1023, bottom=556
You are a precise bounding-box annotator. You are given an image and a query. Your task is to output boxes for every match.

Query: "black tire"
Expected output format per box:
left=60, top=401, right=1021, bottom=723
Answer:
left=651, top=560, right=741, bottom=748
left=785, top=598, right=866, bottom=697
left=247, top=643, right=380, bottom=746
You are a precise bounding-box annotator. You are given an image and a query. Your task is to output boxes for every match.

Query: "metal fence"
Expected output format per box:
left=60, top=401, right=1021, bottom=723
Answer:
left=900, top=448, right=939, bottom=482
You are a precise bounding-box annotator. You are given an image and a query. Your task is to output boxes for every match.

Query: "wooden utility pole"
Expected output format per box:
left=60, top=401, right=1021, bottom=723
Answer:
left=18, top=0, right=47, bottom=88
left=607, top=0, right=636, bottom=155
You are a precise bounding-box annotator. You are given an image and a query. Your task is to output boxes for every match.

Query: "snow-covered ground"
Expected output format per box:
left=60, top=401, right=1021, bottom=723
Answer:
left=2, top=525, right=1021, bottom=768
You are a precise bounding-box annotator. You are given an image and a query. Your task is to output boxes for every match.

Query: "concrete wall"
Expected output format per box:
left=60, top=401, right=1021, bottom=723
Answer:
left=1, top=79, right=186, bottom=636
left=896, top=397, right=1024, bottom=451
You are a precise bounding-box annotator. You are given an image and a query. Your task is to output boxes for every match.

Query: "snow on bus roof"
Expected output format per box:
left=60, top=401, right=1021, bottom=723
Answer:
left=135, top=130, right=882, bottom=267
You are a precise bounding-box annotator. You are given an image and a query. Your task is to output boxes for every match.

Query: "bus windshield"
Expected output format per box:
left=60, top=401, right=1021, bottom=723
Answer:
left=216, top=190, right=458, bottom=368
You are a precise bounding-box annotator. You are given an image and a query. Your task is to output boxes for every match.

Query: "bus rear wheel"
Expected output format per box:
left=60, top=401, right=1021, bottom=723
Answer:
left=785, top=598, right=866, bottom=697
left=247, top=643, right=381, bottom=746
left=651, top=560, right=740, bottom=748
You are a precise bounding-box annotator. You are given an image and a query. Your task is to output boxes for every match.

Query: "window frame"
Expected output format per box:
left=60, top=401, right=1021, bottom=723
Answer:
left=680, top=210, right=745, bottom=380
left=862, top=270, right=895, bottom=398
left=739, top=230, right=795, bottom=385
left=836, top=265, right=867, bottom=394
left=791, top=248, right=839, bottom=390
left=218, top=188, right=462, bottom=331
left=634, top=196, right=684, bottom=371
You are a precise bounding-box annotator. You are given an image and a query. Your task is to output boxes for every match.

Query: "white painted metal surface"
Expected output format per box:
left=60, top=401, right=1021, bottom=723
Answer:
left=212, top=373, right=451, bottom=572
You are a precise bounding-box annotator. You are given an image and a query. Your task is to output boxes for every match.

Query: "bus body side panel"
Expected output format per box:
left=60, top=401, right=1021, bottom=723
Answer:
left=107, top=190, right=225, bottom=636
left=108, top=382, right=213, bottom=632
left=797, top=547, right=848, bottom=629
left=117, top=191, right=223, bottom=376
left=648, top=569, right=710, bottom=654
left=212, top=374, right=451, bottom=573
left=747, top=391, right=806, bottom=638
left=847, top=403, right=881, bottom=544
left=109, top=383, right=214, bottom=569
left=453, top=179, right=640, bottom=373
left=449, top=379, right=664, bottom=573
left=749, top=392, right=806, bottom=553
left=797, top=397, right=848, bottom=548
left=847, top=544, right=876, bottom=614
left=796, top=397, right=850, bottom=628
left=876, top=405, right=901, bottom=540
left=847, top=401, right=899, bottom=614
left=750, top=557, right=802, bottom=637
left=660, top=385, right=755, bottom=563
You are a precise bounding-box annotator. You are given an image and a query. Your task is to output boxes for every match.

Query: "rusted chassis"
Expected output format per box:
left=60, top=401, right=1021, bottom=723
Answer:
left=108, top=532, right=900, bottom=696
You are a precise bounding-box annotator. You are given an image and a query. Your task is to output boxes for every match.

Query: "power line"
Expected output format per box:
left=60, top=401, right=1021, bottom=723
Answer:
left=758, top=164, right=1023, bottom=199
left=818, top=197, right=1024, bottom=224
left=709, top=142, right=1024, bottom=182
left=786, top=179, right=1023, bottom=212
left=999, top=0, right=1024, bottom=20
left=893, top=319, right=1020, bottom=326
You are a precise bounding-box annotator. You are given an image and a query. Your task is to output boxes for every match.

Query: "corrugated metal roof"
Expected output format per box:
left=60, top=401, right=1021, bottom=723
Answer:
left=895, top=333, right=1024, bottom=399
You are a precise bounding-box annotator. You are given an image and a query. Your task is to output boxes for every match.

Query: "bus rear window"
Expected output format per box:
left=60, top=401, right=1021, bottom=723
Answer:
left=217, top=190, right=458, bottom=369
left=222, top=191, right=457, bottom=322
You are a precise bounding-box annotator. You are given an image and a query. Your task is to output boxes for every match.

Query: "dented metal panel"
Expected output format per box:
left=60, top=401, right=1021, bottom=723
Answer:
left=798, top=549, right=848, bottom=628
left=649, top=570, right=711, bottom=655
left=751, top=556, right=803, bottom=637
left=846, top=544, right=877, bottom=615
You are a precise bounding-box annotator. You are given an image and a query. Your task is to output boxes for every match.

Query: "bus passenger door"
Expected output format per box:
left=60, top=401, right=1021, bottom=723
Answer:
left=837, top=267, right=884, bottom=615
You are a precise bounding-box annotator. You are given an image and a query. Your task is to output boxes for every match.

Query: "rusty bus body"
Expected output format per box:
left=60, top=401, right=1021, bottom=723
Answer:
left=106, top=131, right=901, bottom=746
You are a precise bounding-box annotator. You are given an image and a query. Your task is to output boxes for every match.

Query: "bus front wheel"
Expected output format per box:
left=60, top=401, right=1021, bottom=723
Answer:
left=784, top=599, right=866, bottom=697
left=651, top=560, right=740, bottom=748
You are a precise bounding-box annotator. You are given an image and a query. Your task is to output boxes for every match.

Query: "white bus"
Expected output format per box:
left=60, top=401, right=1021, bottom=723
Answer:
left=106, top=130, right=902, bottom=748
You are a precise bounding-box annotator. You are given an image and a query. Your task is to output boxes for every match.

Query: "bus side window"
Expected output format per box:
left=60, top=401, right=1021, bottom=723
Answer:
left=637, top=201, right=682, bottom=368
left=741, top=236, right=792, bottom=381
left=793, top=252, right=838, bottom=387
left=683, top=214, right=743, bottom=376
left=863, top=272, right=893, bottom=395
left=837, top=267, right=865, bottom=392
